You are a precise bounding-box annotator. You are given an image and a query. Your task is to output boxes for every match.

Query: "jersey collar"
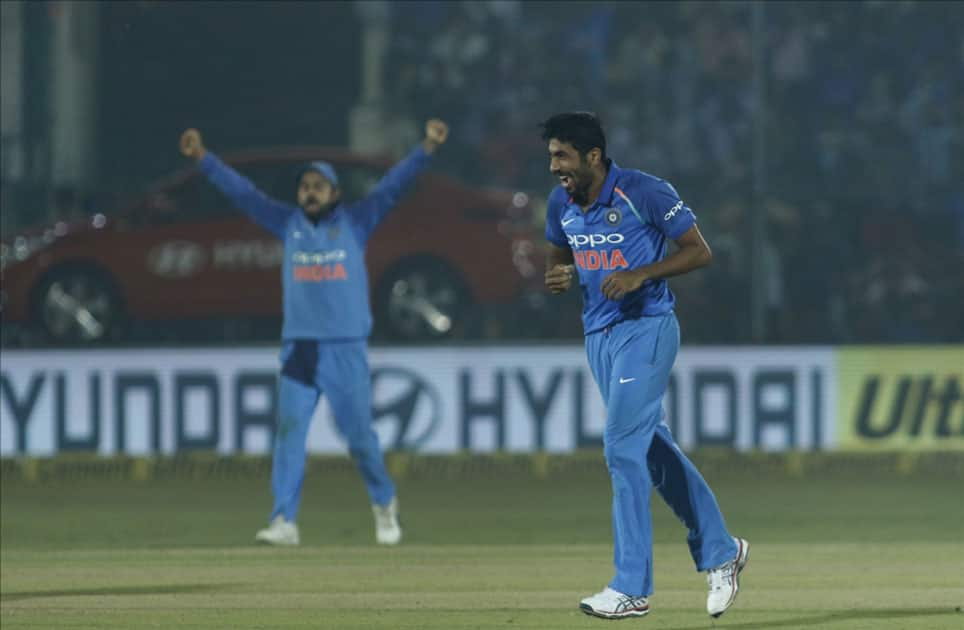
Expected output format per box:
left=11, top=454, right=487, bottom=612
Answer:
left=569, top=159, right=620, bottom=211
left=597, top=159, right=620, bottom=207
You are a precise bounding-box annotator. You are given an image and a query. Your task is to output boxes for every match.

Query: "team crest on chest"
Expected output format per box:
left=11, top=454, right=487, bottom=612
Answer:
left=605, top=208, right=622, bottom=226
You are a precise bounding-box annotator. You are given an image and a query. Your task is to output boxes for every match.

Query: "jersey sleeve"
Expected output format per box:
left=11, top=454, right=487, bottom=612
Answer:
left=644, top=179, right=697, bottom=240
left=198, top=152, right=295, bottom=239
left=544, top=186, right=570, bottom=248
left=348, top=145, right=433, bottom=243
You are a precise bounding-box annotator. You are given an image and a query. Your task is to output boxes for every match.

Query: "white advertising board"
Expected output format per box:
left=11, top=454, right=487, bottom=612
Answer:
left=0, top=346, right=835, bottom=456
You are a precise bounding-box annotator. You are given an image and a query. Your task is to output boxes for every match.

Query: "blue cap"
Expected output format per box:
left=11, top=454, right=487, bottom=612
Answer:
left=298, top=161, right=339, bottom=188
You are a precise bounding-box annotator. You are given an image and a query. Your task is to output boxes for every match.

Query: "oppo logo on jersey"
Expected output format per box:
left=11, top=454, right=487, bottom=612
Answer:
left=664, top=200, right=684, bottom=221
left=574, top=249, right=629, bottom=271
left=566, top=232, right=625, bottom=250
left=293, top=249, right=347, bottom=264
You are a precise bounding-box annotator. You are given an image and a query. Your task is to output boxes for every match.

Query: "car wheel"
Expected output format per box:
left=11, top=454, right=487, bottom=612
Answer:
left=376, top=258, right=468, bottom=341
left=33, top=265, right=123, bottom=344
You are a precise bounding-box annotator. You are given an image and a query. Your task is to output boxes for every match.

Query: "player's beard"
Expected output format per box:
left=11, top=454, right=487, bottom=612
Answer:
left=569, top=173, right=593, bottom=206
left=302, top=199, right=337, bottom=223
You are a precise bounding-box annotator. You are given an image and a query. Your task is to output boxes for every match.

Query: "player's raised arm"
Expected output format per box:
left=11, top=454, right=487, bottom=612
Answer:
left=179, top=128, right=295, bottom=239
left=179, top=128, right=208, bottom=162
left=421, top=119, right=449, bottom=155
left=350, top=119, right=448, bottom=240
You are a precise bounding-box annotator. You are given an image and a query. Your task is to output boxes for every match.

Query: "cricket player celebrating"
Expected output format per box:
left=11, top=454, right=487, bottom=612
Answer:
left=540, top=112, right=749, bottom=619
left=179, top=119, right=449, bottom=546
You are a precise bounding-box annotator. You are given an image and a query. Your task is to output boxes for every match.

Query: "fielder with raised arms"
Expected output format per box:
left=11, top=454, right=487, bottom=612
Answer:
left=179, top=119, right=449, bottom=546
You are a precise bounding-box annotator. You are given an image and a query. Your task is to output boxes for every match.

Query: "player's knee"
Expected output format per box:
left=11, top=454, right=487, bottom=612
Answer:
left=339, top=423, right=376, bottom=450
left=275, top=415, right=306, bottom=442
left=603, top=441, right=626, bottom=468
left=604, top=441, right=645, bottom=473
left=348, top=443, right=378, bottom=462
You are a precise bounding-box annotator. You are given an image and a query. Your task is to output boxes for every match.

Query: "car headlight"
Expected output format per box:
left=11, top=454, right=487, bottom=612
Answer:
left=16, top=235, right=43, bottom=259
left=1, top=234, right=47, bottom=271
left=1, top=220, right=81, bottom=271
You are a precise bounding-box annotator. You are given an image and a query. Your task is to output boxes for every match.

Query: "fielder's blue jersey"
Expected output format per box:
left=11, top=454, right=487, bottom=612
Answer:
left=199, top=146, right=432, bottom=340
left=544, top=161, right=697, bottom=335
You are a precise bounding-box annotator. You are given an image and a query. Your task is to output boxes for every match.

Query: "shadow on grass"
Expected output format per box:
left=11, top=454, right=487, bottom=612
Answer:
left=668, top=607, right=961, bottom=629
left=1, top=583, right=238, bottom=602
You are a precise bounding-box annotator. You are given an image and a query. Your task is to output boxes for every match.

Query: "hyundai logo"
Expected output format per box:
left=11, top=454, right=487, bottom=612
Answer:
left=371, top=367, right=442, bottom=451
left=148, top=240, right=207, bottom=278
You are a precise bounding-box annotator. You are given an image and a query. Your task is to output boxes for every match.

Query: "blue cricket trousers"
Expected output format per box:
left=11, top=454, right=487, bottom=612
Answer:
left=270, top=339, right=396, bottom=523
left=586, top=313, right=737, bottom=596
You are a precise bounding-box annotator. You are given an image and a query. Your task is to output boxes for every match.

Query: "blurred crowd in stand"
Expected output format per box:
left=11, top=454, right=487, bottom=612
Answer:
left=387, top=0, right=962, bottom=343
left=3, top=1, right=960, bottom=345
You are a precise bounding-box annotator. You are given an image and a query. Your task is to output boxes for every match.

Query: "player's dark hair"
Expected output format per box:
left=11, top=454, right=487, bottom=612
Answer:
left=539, top=112, right=607, bottom=160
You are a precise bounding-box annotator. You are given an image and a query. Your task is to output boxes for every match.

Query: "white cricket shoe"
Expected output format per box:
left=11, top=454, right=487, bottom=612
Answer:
left=706, top=537, right=750, bottom=618
left=254, top=515, right=300, bottom=546
left=372, top=497, right=402, bottom=545
left=579, top=587, right=650, bottom=619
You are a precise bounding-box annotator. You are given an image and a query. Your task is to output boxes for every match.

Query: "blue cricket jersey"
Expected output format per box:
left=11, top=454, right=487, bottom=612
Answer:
left=544, top=160, right=697, bottom=335
left=199, top=146, right=432, bottom=340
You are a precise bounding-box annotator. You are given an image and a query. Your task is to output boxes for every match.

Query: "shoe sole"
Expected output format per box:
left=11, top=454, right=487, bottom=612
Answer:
left=710, top=538, right=750, bottom=619
left=254, top=535, right=299, bottom=546
left=579, top=603, right=650, bottom=620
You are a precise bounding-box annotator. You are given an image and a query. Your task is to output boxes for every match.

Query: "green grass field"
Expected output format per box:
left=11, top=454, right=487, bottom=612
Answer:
left=2, top=454, right=963, bottom=629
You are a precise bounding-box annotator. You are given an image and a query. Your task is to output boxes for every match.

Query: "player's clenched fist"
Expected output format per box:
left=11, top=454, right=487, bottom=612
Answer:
left=600, top=269, right=646, bottom=301
left=179, top=128, right=207, bottom=161
left=545, top=264, right=575, bottom=294
left=422, top=119, right=449, bottom=154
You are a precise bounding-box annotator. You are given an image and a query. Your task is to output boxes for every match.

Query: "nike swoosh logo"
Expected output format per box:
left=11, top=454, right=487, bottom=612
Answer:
left=561, top=217, right=577, bottom=226
left=619, top=377, right=636, bottom=384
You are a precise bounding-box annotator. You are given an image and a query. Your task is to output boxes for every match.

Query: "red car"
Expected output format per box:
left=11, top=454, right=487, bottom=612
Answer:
left=0, top=147, right=541, bottom=344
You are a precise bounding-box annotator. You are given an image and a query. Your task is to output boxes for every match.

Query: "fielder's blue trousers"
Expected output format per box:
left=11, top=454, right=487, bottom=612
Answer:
left=270, top=339, right=396, bottom=523
left=586, top=313, right=738, bottom=597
